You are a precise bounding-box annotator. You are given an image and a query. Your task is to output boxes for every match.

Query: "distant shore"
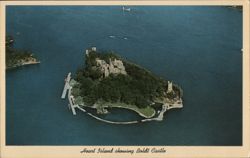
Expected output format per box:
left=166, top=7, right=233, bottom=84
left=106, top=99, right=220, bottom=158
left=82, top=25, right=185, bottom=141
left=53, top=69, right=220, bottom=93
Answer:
left=22, top=60, right=41, bottom=66
left=6, top=35, right=40, bottom=70
left=6, top=60, right=40, bottom=70
left=228, top=6, right=242, bottom=10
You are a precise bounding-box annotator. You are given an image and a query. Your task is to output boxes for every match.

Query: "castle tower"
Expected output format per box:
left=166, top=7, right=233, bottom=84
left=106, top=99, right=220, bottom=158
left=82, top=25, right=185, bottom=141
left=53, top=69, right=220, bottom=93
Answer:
left=85, top=49, right=89, bottom=56
left=167, top=81, right=173, bottom=93
left=104, top=66, right=109, bottom=77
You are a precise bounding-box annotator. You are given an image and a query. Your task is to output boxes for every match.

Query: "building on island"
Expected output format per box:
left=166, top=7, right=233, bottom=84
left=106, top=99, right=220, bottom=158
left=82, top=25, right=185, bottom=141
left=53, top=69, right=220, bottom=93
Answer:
left=85, top=47, right=127, bottom=78
left=167, top=81, right=173, bottom=93
left=96, top=58, right=127, bottom=78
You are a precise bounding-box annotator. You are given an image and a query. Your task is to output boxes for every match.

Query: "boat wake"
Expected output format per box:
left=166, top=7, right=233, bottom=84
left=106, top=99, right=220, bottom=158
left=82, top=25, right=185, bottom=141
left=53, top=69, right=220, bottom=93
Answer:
left=109, top=35, right=116, bottom=38
left=109, top=35, right=128, bottom=40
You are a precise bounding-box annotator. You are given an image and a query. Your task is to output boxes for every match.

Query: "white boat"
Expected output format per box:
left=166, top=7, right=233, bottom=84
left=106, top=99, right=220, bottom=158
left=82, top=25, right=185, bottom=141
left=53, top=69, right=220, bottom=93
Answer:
left=122, top=6, right=131, bottom=12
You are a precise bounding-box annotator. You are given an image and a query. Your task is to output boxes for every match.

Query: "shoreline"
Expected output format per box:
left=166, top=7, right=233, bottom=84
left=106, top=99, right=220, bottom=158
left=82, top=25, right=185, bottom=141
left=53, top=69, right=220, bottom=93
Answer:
left=91, top=103, right=156, bottom=119
left=6, top=60, right=41, bottom=70
left=22, top=60, right=41, bottom=65
left=103, top=105, right=156, bottom=119
left=62, top=72, right=183, bottom=124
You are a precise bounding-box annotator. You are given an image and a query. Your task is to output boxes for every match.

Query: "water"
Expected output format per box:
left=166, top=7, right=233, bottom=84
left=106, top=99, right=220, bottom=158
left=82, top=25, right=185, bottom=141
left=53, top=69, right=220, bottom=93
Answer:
left=6, top=6, right=242, bottom=145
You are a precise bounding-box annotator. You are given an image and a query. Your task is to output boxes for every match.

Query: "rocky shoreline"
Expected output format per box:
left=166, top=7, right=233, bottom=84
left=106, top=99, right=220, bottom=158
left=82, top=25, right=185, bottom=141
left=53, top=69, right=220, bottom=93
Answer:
left=6, top=58, right=40, bottom=70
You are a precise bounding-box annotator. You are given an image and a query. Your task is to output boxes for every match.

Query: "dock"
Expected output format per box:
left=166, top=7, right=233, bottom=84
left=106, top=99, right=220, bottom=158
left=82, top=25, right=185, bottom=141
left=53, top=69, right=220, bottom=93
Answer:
left=68, top=87, right=77, bottom=115
left=61, top=72, right=71, bottom=99
left=61, top=72, right=77, bottom=115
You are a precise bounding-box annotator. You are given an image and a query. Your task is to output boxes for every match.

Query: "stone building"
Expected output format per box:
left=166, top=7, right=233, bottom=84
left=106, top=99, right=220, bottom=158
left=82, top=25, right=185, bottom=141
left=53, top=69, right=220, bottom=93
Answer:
left=96, top=58, right=127, bottom=78
left=85, top=47, right=97, bottom=57
left=167, top=81, right=173, bottom=93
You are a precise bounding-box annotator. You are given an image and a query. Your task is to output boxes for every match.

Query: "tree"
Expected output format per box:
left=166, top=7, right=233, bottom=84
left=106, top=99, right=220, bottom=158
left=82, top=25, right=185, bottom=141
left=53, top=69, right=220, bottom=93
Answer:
left=73, top=50, right=181, bottom=109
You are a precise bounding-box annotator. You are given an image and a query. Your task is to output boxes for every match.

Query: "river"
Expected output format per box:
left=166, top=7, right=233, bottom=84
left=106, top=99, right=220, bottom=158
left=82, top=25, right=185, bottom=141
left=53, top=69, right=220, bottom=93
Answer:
left=6, top=6, right=242, bottom=145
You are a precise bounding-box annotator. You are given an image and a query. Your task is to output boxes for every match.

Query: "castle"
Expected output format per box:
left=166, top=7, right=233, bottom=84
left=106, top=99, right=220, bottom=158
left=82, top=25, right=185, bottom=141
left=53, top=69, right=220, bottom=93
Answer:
left=167, top=81, right=173, bottom=93
left=95, top=58, right=127, bottom=77
left=86, top=47, right=127, bottom=78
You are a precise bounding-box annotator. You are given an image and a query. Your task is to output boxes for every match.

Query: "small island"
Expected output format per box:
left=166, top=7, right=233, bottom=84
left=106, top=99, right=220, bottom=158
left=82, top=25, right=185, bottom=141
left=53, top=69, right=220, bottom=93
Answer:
left=6, top=35, right=40, bottom=69
left=62, top=47, right=183, bottom=124
left=229, top=6, right=242, bottom=10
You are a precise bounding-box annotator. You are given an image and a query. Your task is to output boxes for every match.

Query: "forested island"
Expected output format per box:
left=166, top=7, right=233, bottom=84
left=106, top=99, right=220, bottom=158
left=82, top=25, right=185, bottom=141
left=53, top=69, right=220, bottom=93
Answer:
left=66, top=47, right=183, bottom=121
left=6, top=36, right=40, bottom=69
left=229, top=6, right=242, bottom=9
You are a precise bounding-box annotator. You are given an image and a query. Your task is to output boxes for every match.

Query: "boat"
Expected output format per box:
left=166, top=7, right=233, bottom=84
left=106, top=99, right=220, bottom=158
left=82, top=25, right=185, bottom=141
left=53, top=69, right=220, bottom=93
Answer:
left=109, top=35, right=115, bottom=38
left=122, top=6, right=131, bottom=12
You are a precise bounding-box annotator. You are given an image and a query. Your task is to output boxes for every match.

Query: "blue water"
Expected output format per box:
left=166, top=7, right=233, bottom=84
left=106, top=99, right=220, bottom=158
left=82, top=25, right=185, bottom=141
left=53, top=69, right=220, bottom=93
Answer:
left=6, top=6, right=242, bottom=145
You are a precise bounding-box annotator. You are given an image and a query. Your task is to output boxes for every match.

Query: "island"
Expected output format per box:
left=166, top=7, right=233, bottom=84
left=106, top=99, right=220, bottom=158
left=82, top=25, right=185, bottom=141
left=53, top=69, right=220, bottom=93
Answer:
left=6, top=35, right=40, bottom=69
left=61, top=47, right=183, bottom=124
left=229, top=6, right=242, bottom=9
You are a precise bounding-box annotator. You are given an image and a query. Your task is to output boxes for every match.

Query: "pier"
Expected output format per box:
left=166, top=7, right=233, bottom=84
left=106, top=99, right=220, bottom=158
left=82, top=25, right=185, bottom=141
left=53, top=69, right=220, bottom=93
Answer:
left=61, top=72, right=77, bottom=115
left=61, top=72, right=71, bottom=99
left=86, top=112, right=138, bottom=124
left=68, top=87, right=77, bottom=115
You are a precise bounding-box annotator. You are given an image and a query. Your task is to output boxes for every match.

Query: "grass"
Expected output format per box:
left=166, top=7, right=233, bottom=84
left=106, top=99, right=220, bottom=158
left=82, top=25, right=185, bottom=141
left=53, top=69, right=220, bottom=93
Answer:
left=70, top=84, right=156, bottom=118
left=100, top=102, right=156, bottom=118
